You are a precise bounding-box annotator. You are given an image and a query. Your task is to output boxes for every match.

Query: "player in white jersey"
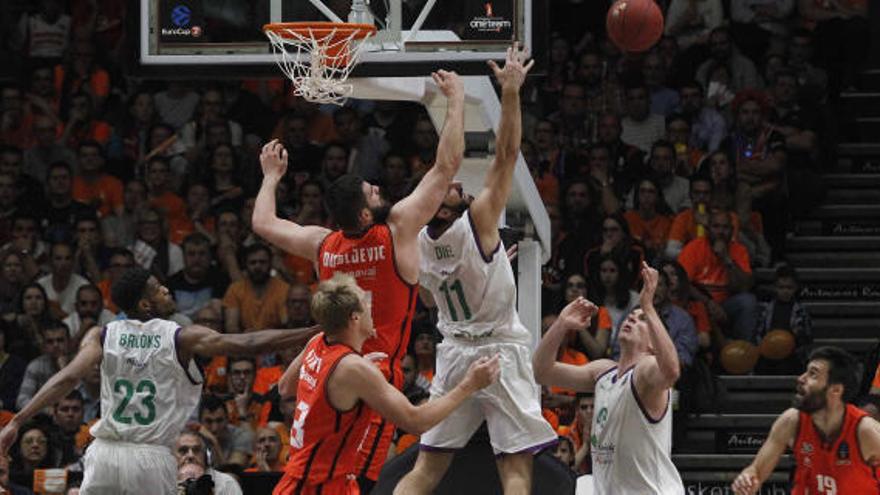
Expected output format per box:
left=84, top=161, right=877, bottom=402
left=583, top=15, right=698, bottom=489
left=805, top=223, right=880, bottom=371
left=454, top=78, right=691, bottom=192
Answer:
left=0, top=267, right=316, bottom=495
left=394, top=45, right=556, bottom=495
left=533, top=263, right=684, bottom=495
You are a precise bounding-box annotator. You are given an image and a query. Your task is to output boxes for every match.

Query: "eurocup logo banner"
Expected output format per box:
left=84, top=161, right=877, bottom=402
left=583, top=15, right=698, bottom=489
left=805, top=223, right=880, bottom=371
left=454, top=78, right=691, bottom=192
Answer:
left=464, top=0, right=515, bottom=41
left=160, top=0, right=204, bottom=42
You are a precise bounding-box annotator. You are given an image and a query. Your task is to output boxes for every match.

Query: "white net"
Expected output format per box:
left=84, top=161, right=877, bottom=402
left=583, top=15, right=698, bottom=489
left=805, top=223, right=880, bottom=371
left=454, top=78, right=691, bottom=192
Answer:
left=265, top=24, right=375, bottom=105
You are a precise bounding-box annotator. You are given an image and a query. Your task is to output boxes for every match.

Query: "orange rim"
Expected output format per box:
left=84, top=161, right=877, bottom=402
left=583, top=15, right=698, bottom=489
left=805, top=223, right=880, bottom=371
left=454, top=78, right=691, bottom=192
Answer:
left=263, top=22, right=377, bottom=41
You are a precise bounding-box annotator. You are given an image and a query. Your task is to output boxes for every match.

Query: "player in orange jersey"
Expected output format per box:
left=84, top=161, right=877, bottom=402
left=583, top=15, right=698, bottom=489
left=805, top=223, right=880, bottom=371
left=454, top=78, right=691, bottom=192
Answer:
left=733, top=346, right=880, bottom=495
left=253, top=71, right=465, bottom=490
left=273, top=273, right=499, bottom=495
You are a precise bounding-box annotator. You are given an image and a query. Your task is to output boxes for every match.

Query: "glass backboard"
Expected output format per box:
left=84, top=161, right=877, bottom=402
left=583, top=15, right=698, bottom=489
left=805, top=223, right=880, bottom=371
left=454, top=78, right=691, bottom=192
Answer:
left=140, top=0, right=544, bottom=77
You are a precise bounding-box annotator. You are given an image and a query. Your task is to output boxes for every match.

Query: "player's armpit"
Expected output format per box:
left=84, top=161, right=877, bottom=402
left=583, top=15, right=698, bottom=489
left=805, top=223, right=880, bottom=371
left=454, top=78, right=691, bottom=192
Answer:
left=857, top=416, right=880, bottom=466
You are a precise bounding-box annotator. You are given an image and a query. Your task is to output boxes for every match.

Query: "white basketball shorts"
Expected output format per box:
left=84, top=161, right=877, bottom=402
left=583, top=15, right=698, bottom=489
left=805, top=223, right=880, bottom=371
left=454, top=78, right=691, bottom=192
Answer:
left=80, top=438, right=178, bottom=495
left=419, top=340, right=557, bottom=454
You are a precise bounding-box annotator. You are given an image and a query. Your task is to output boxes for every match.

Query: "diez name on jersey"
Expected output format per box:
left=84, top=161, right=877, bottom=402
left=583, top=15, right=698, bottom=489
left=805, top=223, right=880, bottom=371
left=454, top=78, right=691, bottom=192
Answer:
left=322, top=246, right=386, bottom=268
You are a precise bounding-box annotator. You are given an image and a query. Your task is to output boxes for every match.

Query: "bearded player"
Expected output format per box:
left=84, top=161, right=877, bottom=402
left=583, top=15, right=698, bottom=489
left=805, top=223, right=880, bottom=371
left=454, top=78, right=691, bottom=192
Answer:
left=393, top=45, right=555, bottom=495
left=732, top=346, right=880, bottom=494
left=253, top=71, right=465, bottom=490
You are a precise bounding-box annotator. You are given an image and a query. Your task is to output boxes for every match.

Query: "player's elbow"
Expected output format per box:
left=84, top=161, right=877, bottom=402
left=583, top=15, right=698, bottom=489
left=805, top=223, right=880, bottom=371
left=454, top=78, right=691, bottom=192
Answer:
left=278, top=377, right=296, bottom=398
left=532, top=361, right=551, bottom=386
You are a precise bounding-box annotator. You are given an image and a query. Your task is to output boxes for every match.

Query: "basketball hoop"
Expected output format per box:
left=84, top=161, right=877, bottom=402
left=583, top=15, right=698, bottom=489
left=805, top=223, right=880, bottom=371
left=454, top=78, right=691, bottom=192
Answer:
left=264, top=22, right=377, bottom=105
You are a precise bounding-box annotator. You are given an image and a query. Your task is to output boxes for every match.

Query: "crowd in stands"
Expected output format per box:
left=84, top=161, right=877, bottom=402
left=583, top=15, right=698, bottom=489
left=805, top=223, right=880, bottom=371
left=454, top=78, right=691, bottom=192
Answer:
left=0, top=0, right=872, bottom=492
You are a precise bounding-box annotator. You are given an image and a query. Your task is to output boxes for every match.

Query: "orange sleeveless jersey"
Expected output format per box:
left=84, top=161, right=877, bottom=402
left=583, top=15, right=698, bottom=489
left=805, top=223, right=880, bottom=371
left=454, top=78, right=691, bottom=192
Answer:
left=317, top=224, right=418, bottom=370
left=792, top=404, right=880, bottom=495
left=274, top=334, right=371, bottom=494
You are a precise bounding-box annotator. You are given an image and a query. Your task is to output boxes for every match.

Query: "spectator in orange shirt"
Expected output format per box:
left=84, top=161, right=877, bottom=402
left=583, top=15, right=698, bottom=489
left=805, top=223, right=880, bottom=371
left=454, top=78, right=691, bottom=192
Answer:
left=222, top=243, right=289, bottom=333
left=59, top=92, right=112, bottom=149
left=624, top=177, right=673, bottom=258
left=665, top=175, right=714, bottom=259
left=54, top=40, right=110, bottom=112
left=72, top=140, right=123, bottom=218
left=566, top=393, right=594, bottom=475
left=145, top=157, right=187, bottom=230
left=245, top=427, right=284, bottom=472
left=678, top=209, right=757, bottom=341
left=96, top=248, right=133, bottom=313
left=522, top=139, right=559, bottom=209
left=224, top=356, right=270, bottom=430
left=659, top=259, right=713, bottom=350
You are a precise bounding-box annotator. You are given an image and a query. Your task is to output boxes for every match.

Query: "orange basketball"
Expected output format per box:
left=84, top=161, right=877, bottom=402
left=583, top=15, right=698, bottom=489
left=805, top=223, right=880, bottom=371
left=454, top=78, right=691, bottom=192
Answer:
left=720, top=340, right=760, bottom=375
left=760, top=329, right=796, bottom=360
left=606, top=0, right=664, bottom=53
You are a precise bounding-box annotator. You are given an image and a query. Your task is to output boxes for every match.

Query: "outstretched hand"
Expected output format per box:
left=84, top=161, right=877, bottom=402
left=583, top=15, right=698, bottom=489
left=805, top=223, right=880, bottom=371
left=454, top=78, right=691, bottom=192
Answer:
left=432, top=70, right=464, bottom=102
left=487, top=42, right=535, bottom=91
left=639, top=262, right=658, bottom=310
left=558, top=297, right=599, bottom=331
left=260, top=139, right=288, bottom=181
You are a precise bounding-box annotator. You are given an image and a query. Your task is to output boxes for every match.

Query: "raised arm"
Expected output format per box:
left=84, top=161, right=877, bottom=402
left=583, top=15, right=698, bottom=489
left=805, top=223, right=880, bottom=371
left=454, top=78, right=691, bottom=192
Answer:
left=0, top=326, right=104, bottom=455
left=177, top=324, right=319, bottom=363
left=635, top=263, right=682, bottom=396
left=387, top=71, right=465, bottom=240
left=732, top=408, right=798, bottom=495
left=335, top=353, right=499, bottom=434
left=252, top=140, right=331, bottom=261
left=533, top=297, right=616, bottom=392
left=469, top=45, right=534, bottom=255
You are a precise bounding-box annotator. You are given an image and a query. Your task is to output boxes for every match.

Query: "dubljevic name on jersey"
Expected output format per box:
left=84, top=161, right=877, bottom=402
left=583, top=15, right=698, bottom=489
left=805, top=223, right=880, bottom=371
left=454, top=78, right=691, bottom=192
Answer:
left=117, top=332, right=162, bottom=349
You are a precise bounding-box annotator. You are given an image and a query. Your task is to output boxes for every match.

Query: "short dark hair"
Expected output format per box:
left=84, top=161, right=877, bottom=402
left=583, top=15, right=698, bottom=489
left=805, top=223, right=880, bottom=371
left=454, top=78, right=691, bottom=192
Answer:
left=690, top=175, right=713, bottom=190
left=47, top=161, right=72, bottom=178
left=60, top=389, right=84, bottom=404
left=240, top=242, right=271, bottom=264
left=182, top=232, right=212, bottom=251
left=650, top=139, right=676, bottom=158
left=808, top=346, right=860, bottom=402
left=326, top=174, right=367, bottom=232
left=76, top=284, right=102, bottom=301
left=199, top=394, right=227, bottom=418
left=77, top=139, right=104, bottom=157
left=227, top=356, right=256, bottom=370
left=111, top=267, right=152, bottom=313
left=40, top=320, right=69, bottom=337
left=678, top=80, right=704, bottom=93
left=666, top=112, right=691, bottom=127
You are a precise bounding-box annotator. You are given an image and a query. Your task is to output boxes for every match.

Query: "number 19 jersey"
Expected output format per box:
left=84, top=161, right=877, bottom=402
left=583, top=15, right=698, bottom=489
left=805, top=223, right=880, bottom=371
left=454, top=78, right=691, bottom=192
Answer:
left=90, top=319, right=202, bottom=449
left=418, top=212, right=530, bottom=345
